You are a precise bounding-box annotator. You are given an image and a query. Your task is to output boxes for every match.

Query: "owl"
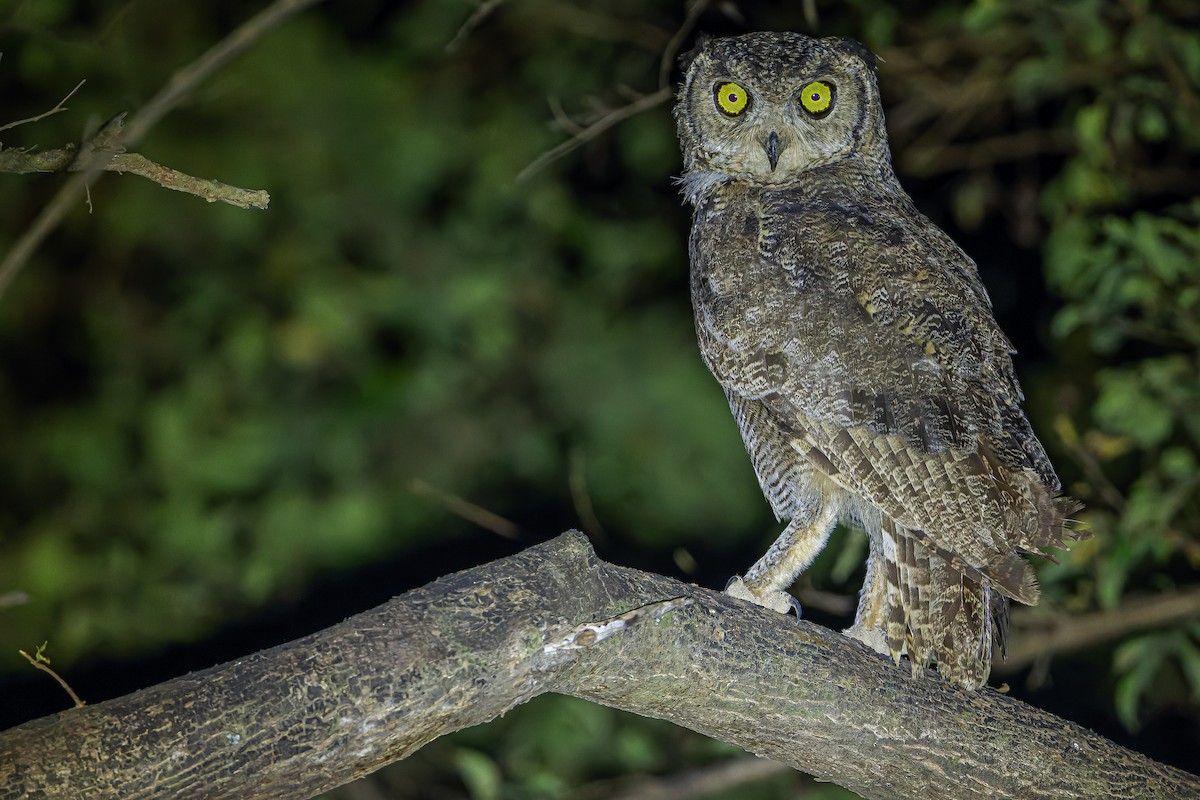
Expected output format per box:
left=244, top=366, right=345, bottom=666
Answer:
left=674, top=32, right=1084, bottom=689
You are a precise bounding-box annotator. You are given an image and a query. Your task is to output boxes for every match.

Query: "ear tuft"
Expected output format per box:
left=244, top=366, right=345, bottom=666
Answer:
left=678, top=33, right=710, bottom=75
left=835, top=38, right=877, bottom=71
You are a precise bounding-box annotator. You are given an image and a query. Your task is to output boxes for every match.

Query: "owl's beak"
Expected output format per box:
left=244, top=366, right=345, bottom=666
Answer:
left=763, top=131, right=782, bottom=171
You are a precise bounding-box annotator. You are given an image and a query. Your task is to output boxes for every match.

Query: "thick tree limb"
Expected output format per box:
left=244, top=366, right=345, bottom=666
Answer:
left=1, top=532, right=1196, bottom=800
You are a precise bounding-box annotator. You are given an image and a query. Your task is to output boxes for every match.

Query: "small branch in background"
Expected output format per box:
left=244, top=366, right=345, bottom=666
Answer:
left=522, top=1, right=717, bottom=181
left=409, top=478, right=519, bottom=540
left=801, top=0, right=819, bottom=31
left=0, top=591, right=29, bottom=609
left=898, top=129, right=1075, bottom=176
left=579, top=756, right=791, bottom=800
left=778, top=577, right=1199, bottom=678
left=516, top=87, right=672, bottom=182
left=1055, top=416, right=1128, bottom=514
left=997, top=585, right=1200, bottom=674
left=445, top=0, right=506, bottom=53
left=118, top=0, right=326, bottom=146
left=0, top=79, right=85, bottom=135
left=657, top=0, right=712, bottom=90
left=547, top=95, right=586, bottom=135
left=794, top=579, right=856, bottom=618
left=19, top=643, right=85, bottom=709
left=568, top=446, right=607, bottom=543
left=0, top=115, right=269, bottom=209
left=0, top=0, right=325, bottom=302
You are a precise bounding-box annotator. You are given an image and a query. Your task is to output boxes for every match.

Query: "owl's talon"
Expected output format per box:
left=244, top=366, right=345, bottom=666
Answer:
left=844, top=623, right=889, bottom=657
left=724, top=575, right=802, bottom=617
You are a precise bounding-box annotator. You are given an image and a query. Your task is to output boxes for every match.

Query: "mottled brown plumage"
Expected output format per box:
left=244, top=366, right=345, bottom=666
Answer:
left=675, top=32, right=1084, bottom=688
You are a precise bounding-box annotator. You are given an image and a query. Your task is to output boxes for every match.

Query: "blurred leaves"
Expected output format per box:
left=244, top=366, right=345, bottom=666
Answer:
left=1047, top=204, right=1200, bottom=351
left=1028, top=0, right=1200, bottom=729
left=1114, top=624, right=1200, bottom=732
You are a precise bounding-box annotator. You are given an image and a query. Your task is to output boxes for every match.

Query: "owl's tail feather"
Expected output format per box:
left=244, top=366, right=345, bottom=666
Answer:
left=882, top=518, right=932, bottom=674
left=982, top=484, right=1084, bottom=606
left=976, top=444, right=1089, bottom=559
left=883, top=521, right=1007, bottom=689
left=916, top=482, right=1080, bottom=606
left=916, top=530, right=1039, bottom=607
left=932, top=553, right=1010, bottom=689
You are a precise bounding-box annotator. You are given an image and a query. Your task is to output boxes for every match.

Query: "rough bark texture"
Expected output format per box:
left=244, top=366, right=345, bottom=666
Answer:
left=1, top=532, right=1196, bottom=800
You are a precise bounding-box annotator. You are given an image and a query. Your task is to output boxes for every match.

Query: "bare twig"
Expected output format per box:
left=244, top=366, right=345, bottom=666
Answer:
left=548, top=95, right=586, bottom=135
left=516, top=87, right=672, bottom=182
left=657, top=0, right=712, bottom=90
left=520, top=1, right=712, bottom=182
left=1055, top=417, right=1129, bottom=513
left=580, top=756, right=791, bottom=800
left=102, top=152, right=269, bottom=208
left=0, top=80, right=85, bottom=135
left=898, top=129, right=1075, bottom=176
left=18, top=644, right=85, bottom=709
left=119, top=0, right=325, bottom=147
left=409, top=478, right=519, bottom=540
left=794, top=580, right=856, bottom=618
left=446, top=0, right=506, bottom=53
left=802, top=0, right=819, bottom=31
left=788, top=578, right=1200, bottom=674
left=532, top=6, right=668, bottom=52
left=0, top=0, right=324, bottom=301
left=0, top=591, right=29, bottom=609
left=568, top=446, right=607, bottom=543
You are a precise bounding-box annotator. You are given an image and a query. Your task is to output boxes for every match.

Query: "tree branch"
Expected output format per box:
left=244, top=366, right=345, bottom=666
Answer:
left=0, top=0, right=324, bottom=301
left=0, top=115, right=270, bottom=209
left=997, top=586, right=1200, bottom=674
left=1, top=532, right=1195, bottom=800
left=580, top=755, right=790, bottom=800
left=516, top=1, right=707, bottom=183
left=0, top=79, right=85, bottom=134
left=516, top=87, right=673, bottom=183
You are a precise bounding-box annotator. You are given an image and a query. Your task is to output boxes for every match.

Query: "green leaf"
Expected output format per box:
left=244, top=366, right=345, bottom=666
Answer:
left=1093, top=370, right=1174, bottom=447
left=1177, top=638, right=1200, bottom=699
left=454, top=748, right=503, bottom=800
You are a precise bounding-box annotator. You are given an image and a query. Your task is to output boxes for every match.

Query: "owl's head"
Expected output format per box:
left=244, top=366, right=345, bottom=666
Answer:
left=675, top=33, right=889, bottom=188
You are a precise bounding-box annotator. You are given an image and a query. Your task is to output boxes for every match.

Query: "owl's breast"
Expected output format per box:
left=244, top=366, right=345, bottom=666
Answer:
left=687, top=179, right=967, bottom=420
left=689, top=183, right=848, bottom=352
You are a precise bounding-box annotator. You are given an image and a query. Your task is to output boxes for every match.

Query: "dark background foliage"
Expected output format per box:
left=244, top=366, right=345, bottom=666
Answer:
left=1, top=1, right=1197, bottom=797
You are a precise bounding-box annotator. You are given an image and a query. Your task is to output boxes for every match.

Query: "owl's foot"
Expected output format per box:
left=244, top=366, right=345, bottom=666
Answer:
left=843, top=623, right=889, bottom=657
left=724, top=576, right=803, bottom=618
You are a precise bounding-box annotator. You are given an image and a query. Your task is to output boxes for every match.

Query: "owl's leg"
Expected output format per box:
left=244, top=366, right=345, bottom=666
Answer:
left=725, top=503, right=839, bottom=616
left=843, top=519, right=898, bottom=660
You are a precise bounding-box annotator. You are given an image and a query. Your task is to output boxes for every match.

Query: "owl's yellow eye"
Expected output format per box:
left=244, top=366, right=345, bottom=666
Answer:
left=799, top=80, right=835, bottom=116
left=714, top=82, right=750, bottom=116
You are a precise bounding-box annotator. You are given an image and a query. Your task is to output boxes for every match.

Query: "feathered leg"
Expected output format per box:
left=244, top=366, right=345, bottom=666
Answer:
left=843, top=516, right=892, bottom=656
left=726, top=503, right=839, bottom=615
